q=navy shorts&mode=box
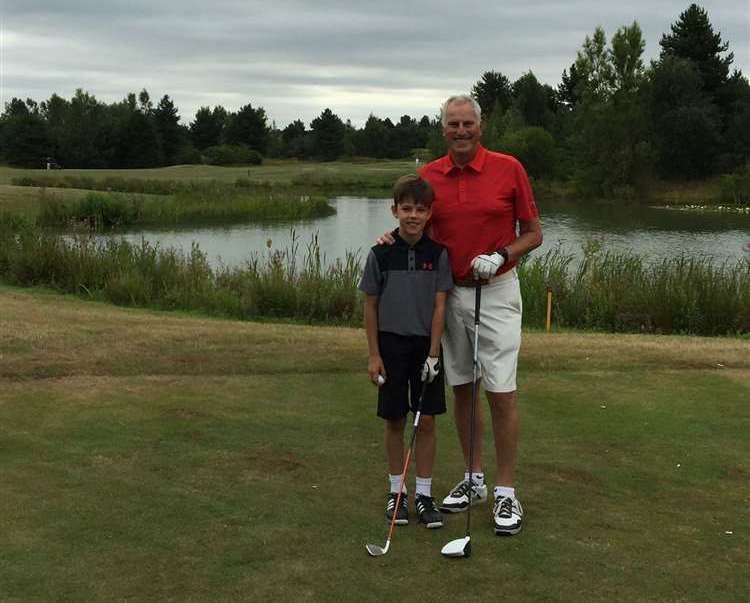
[377,332,446,420]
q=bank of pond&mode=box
[0,218,747,336]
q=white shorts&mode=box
[442,269,522,393]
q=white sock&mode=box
[415,476,432,497]
[494,486,515,499]
[464,471,484,486]
[389,474,406,494]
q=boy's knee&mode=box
[385,417,407,433]
[417,415,435,434]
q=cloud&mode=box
[2,1,748,126]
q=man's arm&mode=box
[505,217,543,263]
[364,294,385,384]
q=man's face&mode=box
[391,198,431,239]
[443,101,481,159]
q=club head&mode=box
[441,536,471,558]
[365,542,389,557]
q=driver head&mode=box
[441,536,471,558]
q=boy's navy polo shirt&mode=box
[358,229,453,337]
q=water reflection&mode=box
[104,197,750,269]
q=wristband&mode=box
[496,248,509,262]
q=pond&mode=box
[104,197,750,268]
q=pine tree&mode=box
[659,4,733,97]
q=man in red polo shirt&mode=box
[383,94,542,535]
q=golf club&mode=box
[365,377,429,557]
[441,281,481,559]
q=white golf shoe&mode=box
[439,479,488,513]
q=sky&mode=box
[1,1,748,128]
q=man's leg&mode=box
[439,382,488,512]
[487,390,518,486]
[453,383,483,473]
[488,389,524,535]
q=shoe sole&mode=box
[494,524,522,536]
[387,517,409,525]
[439,497,487,513]
[422,521,443,529]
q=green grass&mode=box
[0,160,416,188]
[0,285,747,601]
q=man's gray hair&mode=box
[440,95,482,126]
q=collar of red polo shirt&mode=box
[438,144,488,175]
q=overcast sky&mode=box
[1,1,748,128]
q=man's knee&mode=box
[487,390,517,411]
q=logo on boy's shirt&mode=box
[421,261,433,271]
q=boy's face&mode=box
[391,197,431,239]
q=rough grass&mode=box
[1,285,748,601]
[0,160,416,188]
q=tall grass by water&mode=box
[1,218,747,334]
[34,188,334,228]
[521,243,750,335]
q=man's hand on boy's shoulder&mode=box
[376,230,396,246]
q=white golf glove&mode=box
[421,356,440,383]
[471,252,505,280]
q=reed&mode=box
[35,189,334,228]
[1,221,746,335]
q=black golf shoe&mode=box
[415,494,443,529]
[386,492,409,525]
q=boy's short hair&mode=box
[392,174,434,207]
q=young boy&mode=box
[358,175,453,528]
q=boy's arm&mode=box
[429,291,447,358]
[364,294,385,384]
[421,290,446,383]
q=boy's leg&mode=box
[384,417,409,525]
[411,336,446,529]
[414,414,435,479]
[384,417,407,477]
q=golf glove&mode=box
[471,252,505,280]
[421,356,440,383]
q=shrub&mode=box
[496,127,557,180]
[202,145,263,166]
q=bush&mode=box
[719,164,750,204]
[496,127,557,179]
[202,145,263,166]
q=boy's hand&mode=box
[421,356,440,383]
[368,355,386,386]
[471,252,505,280]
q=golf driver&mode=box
[441,281,481,559]
[365,377,429,557]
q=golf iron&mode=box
[441,281,482,559]
[365,378,429,557]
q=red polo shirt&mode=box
[419,145,539,281]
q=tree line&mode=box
[1,4,748,196]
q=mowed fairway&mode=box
[1,285,747,601]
